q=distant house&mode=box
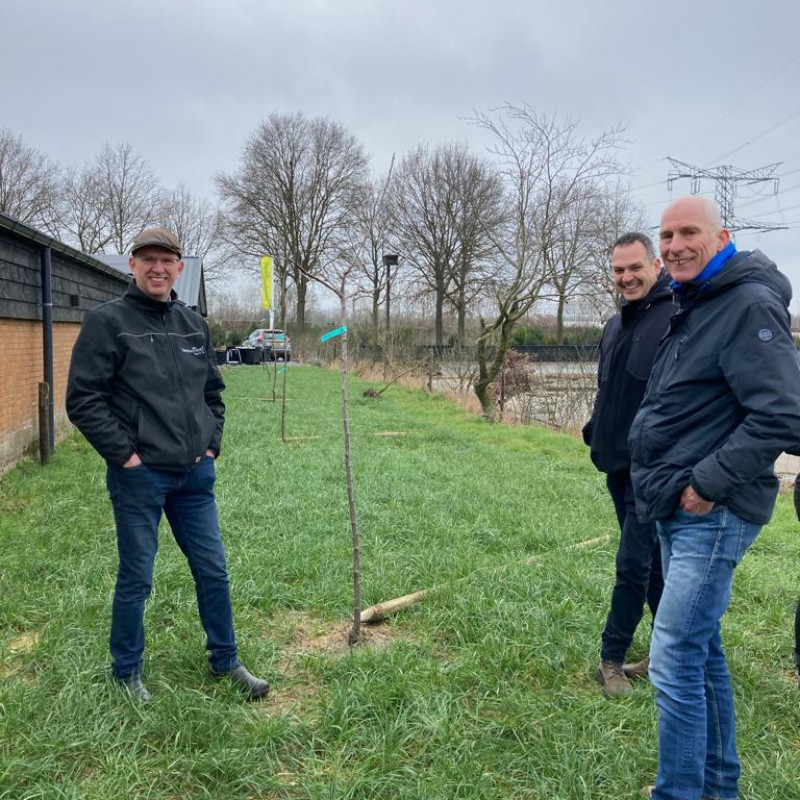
[0,213,128,473]
[93,254,208,315]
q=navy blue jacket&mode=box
[67,282,225,472]
[583,272,673,474]
[629,250,800,524]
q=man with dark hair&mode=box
[67,227,270,702]
[631,196,800,799]
[584,231,673,698]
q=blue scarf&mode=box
[670,241,737,294]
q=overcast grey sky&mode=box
[4,0,799,310]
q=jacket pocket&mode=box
[625,330,665,381]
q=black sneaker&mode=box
[213,665,271,700]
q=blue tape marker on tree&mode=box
[320,325,347,343]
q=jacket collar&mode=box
[124,279,178,311]
[671,241,738,297]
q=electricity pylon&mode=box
[667,158,786,233]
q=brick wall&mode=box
[0,319,80,473]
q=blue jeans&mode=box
[106,457,239,679]
[601,470,663,663]
[650,507,760,800]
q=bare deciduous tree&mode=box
[157,183,225,281]
[60,165,113,253]
[0,129,61,235]
[469,104,627,419]
[445,155,505,344]
[60,143,161,254]
[393,143,500,347]
[216,112,369,331]
[95,143,162,253]
[352,173,397,341]
[543,180,607,341]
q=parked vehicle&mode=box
[241,329,292,361]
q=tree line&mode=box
[1,106,646,415]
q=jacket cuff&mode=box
[109,448,136,467]
[689,474,716,503]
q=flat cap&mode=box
[131,227,182,258]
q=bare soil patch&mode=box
[261,612,415,717]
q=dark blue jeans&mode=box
[601,470,664,663]
[105,457,239,679]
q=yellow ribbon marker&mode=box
[260,256,274,310]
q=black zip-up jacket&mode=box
[629,250,800,524]
[583,272,673,474]
[67,282,225,472]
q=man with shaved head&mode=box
[629,196,800,799]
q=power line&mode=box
[749,200,800,220]
[707,106,800,165]
[682,51,800,158]
[627,51,800,174]
[737,179,800,210]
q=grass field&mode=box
[1,364,798,800]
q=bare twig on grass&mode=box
[360,534,610,623]
[364,366,419,398]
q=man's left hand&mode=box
[680,485,715,516]
[205,450,215,459]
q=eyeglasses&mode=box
[136,255,181,266]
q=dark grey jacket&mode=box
[583,272,674,474]
[629,250,800,524]
[67,282,225,472]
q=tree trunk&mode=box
[295,275,308,332]
[556,294,566,343]
[372,287,380,342]
[435,291,445,347]
[338,293,362,645]
[474,334,494,419]
[456,297,466,346]
[473,317,516,420]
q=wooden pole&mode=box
[38,382,51,465]
[359,534,610,623]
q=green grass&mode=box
[1,364,798,799]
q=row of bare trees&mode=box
[214,108,643,355]
[0,131,224,277]
[2,109,645,413]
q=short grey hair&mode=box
[611,232,656,262]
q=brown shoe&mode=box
[596,659,633,699]
[622,655,650,680]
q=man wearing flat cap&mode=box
[67,227,270,702]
